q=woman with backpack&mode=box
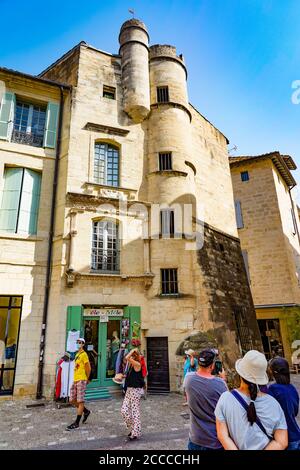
[121,348,145,441]
[268,357,300,450]
[215,350,288,450]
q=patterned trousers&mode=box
[121,387,143,437]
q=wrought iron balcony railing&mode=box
[91,249,120,273]
[11,129,44,148]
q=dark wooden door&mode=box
[147,337,170,393]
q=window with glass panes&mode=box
[92,220,119,272]
[159,152,172,171]
[161,268,178,295]
[0,167,41,235]
[13,101,46,147]
[241,171,249,182]
[94,143,119,187]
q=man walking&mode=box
[184,348,227,450]
[66,338,91,430]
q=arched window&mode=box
[91,220,119,272]
[94,143,119,187]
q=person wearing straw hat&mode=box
[215,350,288,450]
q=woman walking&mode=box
[268,357,300,450]
[121,348,145,441]
[215,350,288,450]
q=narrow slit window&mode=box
[160,209,175,237]
[157,86,169,103]
[103,86,116,100]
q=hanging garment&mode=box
[60,360,75,398]
[66,330,80,353]
[115,348,128,375]
[55,359,63,399]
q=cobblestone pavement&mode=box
[1,376,300,450]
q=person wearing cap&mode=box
[182,349,199,405]
[215,350,288,450]
[184,348,227,450]
[268,357,300,450]
[66,338,91,431]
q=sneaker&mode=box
[66,422,79,431]
[82,410,91,424]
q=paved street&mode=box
[1,376,300,450]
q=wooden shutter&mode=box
[17,169,41,235]
[0,92,15,140]
[43,102,59,149]
[66,306,83,349]
[242,250,250,285]
[235,200,244,229]
[0,167,23,232]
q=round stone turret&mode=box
[119,19,151,123]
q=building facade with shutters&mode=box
[0,68,70,396]
[0,19,262,399]
[230,152,300,366]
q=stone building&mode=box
[0,19,261,399]
[0,67,70,396]
[230,152,300,365]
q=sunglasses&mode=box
[77,341,84,344]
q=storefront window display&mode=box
[0,296,22,395]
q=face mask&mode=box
[76,343,81,351]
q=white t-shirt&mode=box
[60,361,75,398]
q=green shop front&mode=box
[66,305,141,399]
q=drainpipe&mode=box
[36,86,65,399]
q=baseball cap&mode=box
[77,337,85,344]
[198,349,216,367]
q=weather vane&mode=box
[128,8,135,18]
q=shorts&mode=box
[70,380,87,403]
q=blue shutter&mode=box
[43,102,59,149]
[235,200,244,229]
[0,168,23,232]
[18,169,41,235]
[0,92,16,140]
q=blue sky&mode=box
[0,0,299,186]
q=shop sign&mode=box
[84,308,124,318]
[99,313,108,323]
